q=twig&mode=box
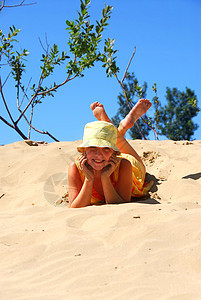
[0,77,32,140]
[28,103,34,139]
[1,0,36,10]
[45,131,59,142]
[37,54,78,96]
[15,53,77,124]
[122,46,136,84]
[17,103,59,141]
[17,80,20,109]
[0,77,15,124]
[37,74,79,96]
[0,193,6,199]
[115,47,159,140]
[2,72,12,88]
[38,33,50,55]
[115,47,137,110]
[141,116,159,140]
[114,47,147,139]
[135,120,146,140]
[116,72,147,139]
[0,0,6,10]
[15,92,37,124]
[20,77,32,108]
[115,74,132,110]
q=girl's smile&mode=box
[85,147,114,170]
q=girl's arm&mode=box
[68,162,93,208]
[101,158,133,204]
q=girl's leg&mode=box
[90,99,151,163]
[118,99,151,137]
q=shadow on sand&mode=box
[131,172,161,205]
[182,172,201,180]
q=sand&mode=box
[0,139,201,300]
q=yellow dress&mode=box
[75,153,153,205]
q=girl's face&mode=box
[85,147,114,170]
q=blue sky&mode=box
[1,0,201,144]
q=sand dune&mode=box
[0,140,201,299]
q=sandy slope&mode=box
[0,140,201,300]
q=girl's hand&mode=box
[101,154,121,179]
[79,154,94,182]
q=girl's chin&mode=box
[92,164,105,170]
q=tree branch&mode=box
[0,115,14,129]
[0,77,15,124]
[115,74,132,110]
[15,91,37,124]
[28,104,34,139]
[115,47,137,110]
[122,46,136,84]
[141,116,159,140]
[0,115,28,139]
[17,98,59,141]
[115,47,160,140]
[19,77,32,108]
[0,0,36,11]
[0,0,5,11]
[15,52,78,125]
[1,72,12,88]
[115,47,147,139]
[37,53,78,96]
[38,34,50,55]
[37,73,79,96]
[135,120,146,140]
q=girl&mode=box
[68,99,153,208]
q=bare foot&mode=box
[90,102,111,123]
[118,99,152,136]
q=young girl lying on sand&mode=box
[68,99,153,208]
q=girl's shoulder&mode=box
[68,161,79,177]
[119,157,132,171]
[70,156,85,183]
[119,153,145,171]
[112,157,132,183]
[68,160,77,171]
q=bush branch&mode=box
[122,46,136,84]
[0,0,36,11]
[0,77,15,124]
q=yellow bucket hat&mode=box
[77,121,120,154]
